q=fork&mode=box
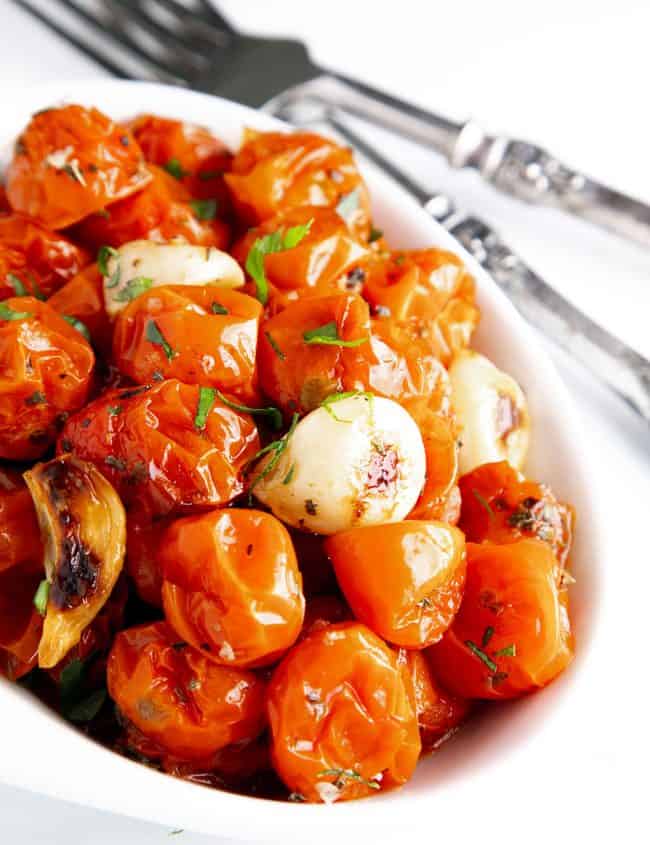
[13,0,650,247]
[274,99,650,425]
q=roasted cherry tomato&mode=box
[7,104,150,229]
[72,165,229,250]
[112,286,262,401]
[0,564,42,669]
[408,408,460,523]
[0,213,90,300]
[59,378,259,516]
[232,206,370,299]
[0,296,95,460]
[0,467,42,573]
[125,508,172,607]
[225,130,371,240]
[458,461,574,571]
[128,113,233,206]
[326,521,466,648]
[107,621,266,761]
[48,264,112,355]
[267,622,421,803]
[397,649,470,749]
[159,509,304,668]
[427,539,574,699]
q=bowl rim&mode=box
[0,78,606,842]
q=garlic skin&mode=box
[449,350,530,475]
[103,240,244,317]
[253,395,426,535]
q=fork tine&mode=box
[195,0,237,34]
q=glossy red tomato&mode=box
[7,104,150,229]
[0,213,90,300]
[0,467,42,574]
[225,130,371,240]
[125,508,172,607]
[47,265,112,355]
[0,296,95,460]
[72,165,229,250]
[326,521,466,648]
[427,540,574,699]
[107,621,267,761]
[267,622,421,802]
[458,461,574,571]
[58,378,259,516]
[159,509,304,668]
[112,286,262,401]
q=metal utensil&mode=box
[13,0,650,247]
[276,100,650,424]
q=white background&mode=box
[1,0,649,842]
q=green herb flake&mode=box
[472,489,495,523]
[265,331,285,360]
[97,245,118,277]
[481,626,495,647]
[303,321,367,348]
[163,158,187,180]
[62,315,91,342]
[194,386,216,431]
[368,225,383,243]
[215,389,283,431]
[247,413,299,500]
[282,463,295,485]
[317,768,380,791]
[189,198,218,220]
[107,405,123,417]
[33,579,49,615]
[25,390,47,406]
[465,640,498,672]
[335,188,361,221]
[113,276,153,303]
[105,455,127,472]
[494,643,516,658]
[6,273,28,296]
[145,319,176,361]
[246,219,313,305]
[66,688,107,722]
[211,301,229,315]
[394,254,406,266]
[321,391,374,423]
[0,302,32,321]
[151,369,165,382]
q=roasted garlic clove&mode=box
[23,455,126,669]
[102,240,244,317]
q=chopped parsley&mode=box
[265,331,285,360]
[33,579,49,615]
[481,626,495,647]
[214,389,282,430]
[189,198,218,220]
[113,276,153,302]
[303,321,367,348]
[145,319,176,361]
[25,390,46,406]
[210,301,229,315]
[368,225,383,243]
[59,658,106,722]
[472,489,495,522]
[465,640,498,672]
[105,455,127,472]
[62,315,91,342]
[0,302,32,321]
[98,245,120,288]
[247,413,299,500]
[194,386,216,431]
[107,405,122,416]
[335,188,361,222]
[245,219,313,305]
[163,158,187,180]
[282,463,295,484]
[321,391,374,423]
[494,643,516,658]
[317,768,380,791]
[6,273,27,296]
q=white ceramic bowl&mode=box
[0,81,603,842]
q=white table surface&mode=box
[1,1,649,842]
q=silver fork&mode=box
[275,99,650,425]
[13,0,650,247]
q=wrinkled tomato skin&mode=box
[48,265,112,355]
[225,130,371,240]
[267,622,421,802]
[107,621,267,761]
[0,213,90,300]
[128,114,233,207]
[0,296,95,460]
[113,286,262,401]
[427,539,574,700]
[72,165,229,250]
[0,564,42,669]
[7,104,150,229]
[397,649,470,749]
[125,509,172,606]
[58,378,259,517]
[232,206,370,299]
[458,461,574,572]
[326,521,466,649]
[159,509,304,668]
[0,467,43,574]
[408,408,460,523]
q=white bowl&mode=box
[0,80,603,842]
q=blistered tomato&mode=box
[107,621,266,761]
[7,104,150,229]
[58,379,259,516]
[48,264,112,354]
[225,130,371,240]
[72,165,229,250]
[0,467,42,573]
[458,461,574,571]
[0,296,94,460]
[427,539,574,699]
[0,213,90,300]
[159,509,304,668]
[326,521,466,648]
[112,286,262,401]
[267,622,421,803]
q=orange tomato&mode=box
[0,467,43,574]
[7,104,150,229]
[48,265,112,355]
[326,521,466,648]
[408,409,460,523]
[225,130,371,240]
[58,379,259,516]
[72,165,229,250]
[159,509,304,668]
[267,622,421,802]
[426,539,574,699]
[0,296,95,460]
[125,509,172,607]
[458,461,574,572]
[107,621,266,761]
[397,650,470,749]
[112,286,262,401]
[0,213,90,300]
